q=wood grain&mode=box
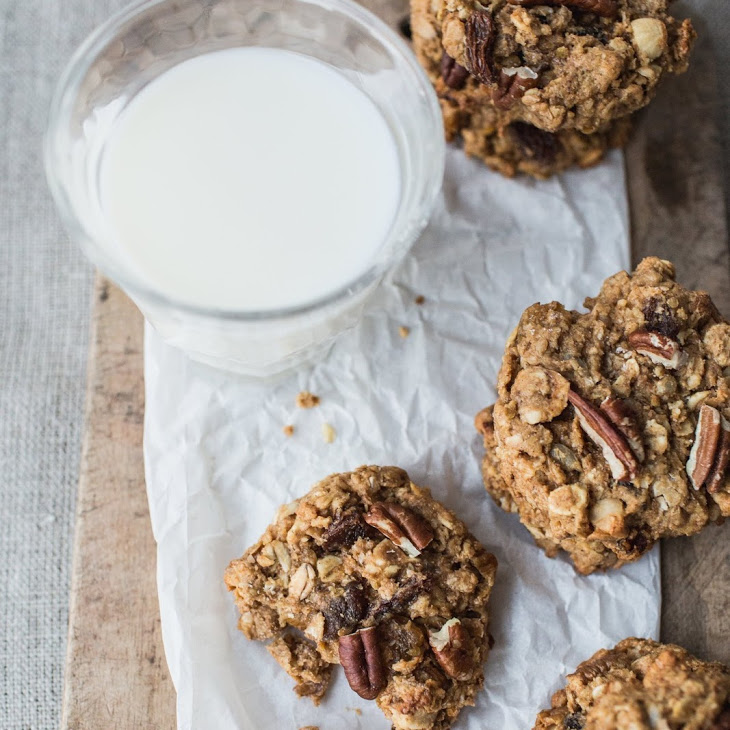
[626,20,730,664]
[60,275,175,730]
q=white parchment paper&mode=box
[144,145,660,730]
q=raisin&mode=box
[564,713,585,730]
[321,511,373,551]
[374,575,431,619]
[323,582,369,639]
[510,122,561,165]
[465,10,496,85]
[642,297,680,340]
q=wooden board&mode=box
[60,277,175,730]
[626,28,730,664]
[61,22,729,730]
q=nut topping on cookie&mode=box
[631,18,668,62]
[600,397,645,462]
[508,0,618,18]
[687,404,721,490]
[568,390,639,481]
[628,329,682,369]
[440,52,469,90]
[706,419,730,494]
[364,502,434,557]
[428,619,476,681]
[512,367,570,425]
[338,626,386,700]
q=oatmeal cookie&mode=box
[476,258,730,574]
[415,0,694,134]
[412,0,632,177]
[534,638,730,729]
[224,465,497,730]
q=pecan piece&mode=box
[364,502,434,557]
[465,10,496,85]
[428,619,476,681]
[568,389,639,481]
[338,626,386,700]
[492,67,538,110]
[705,417,730,494]
[441,52,470,90]
[627,329,682,369]
[508,0,618,18]
[686,404,721,490]
[600,397,645,462]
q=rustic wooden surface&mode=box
[626,25,730,665]
[62,19,730,729]
[60,276,175,730]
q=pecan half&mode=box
[600,397,645,462]
[706,417,730,494]
[568,389,639,481]
[364,502,434,557]
[441,52,470,90]
[428,619,476,681]
[465,10,496,85]
[686,404,721,490]
[627,329,682,369]
[492,67,538,110]
[508,0,618,18]
[338,626,386,700]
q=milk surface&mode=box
[99,48,401,312]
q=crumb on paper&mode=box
[347,708,362,716]
[322,423,336,444]
[282,425,294,437]
[296,391,320,408]
[415,295,425,305]
[399,326,410,338]
[298,726,320,730]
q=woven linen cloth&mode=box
[0,1,727,729]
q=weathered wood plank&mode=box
[61,275,175,730]
[626,19,730,664]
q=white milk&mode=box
[99,47,401,312]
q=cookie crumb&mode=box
[321,423,336,444]
[282,425,294,437]
[296,391,320,408]
[399,326,410,338]
[299,726,320,730]
[415,295,425,305]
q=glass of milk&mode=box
[45,0,444,377]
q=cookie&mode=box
[412,0,632,177]
[476,258,730,574]
[224,465,498,730]
[534,638,730,729]
[416,0,694,134]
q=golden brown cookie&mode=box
[224,465,497,730]
[429,0,695,134]
[411,0,632,177]
[477,258,730,574]
[534,638,730,730]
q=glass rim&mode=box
[44,0,445,322]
